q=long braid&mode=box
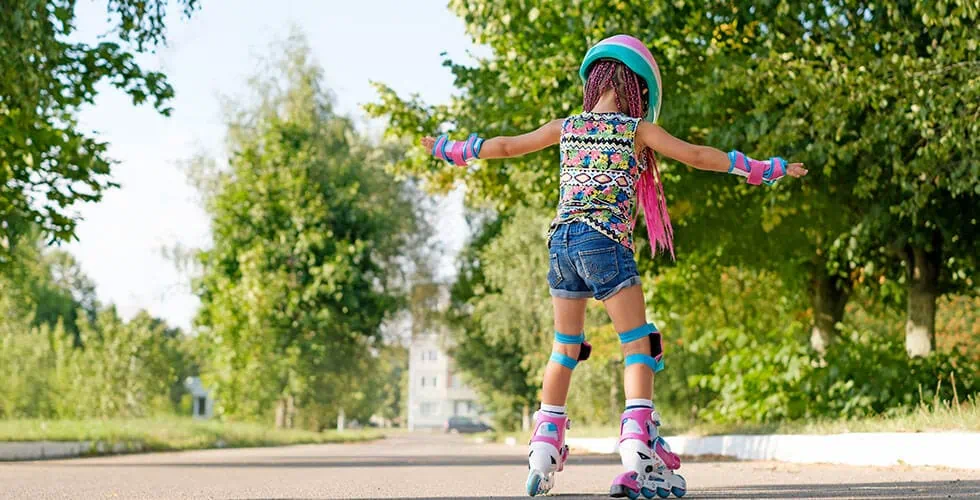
[583,60,617,111]
[583,60,675,258]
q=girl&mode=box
[422,34,806,499]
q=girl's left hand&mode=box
[420,136,435,152]
[786,162,808,178]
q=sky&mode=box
[66,0,481,330]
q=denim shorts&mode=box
[547,222,641,301]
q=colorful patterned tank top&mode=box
[547,112,646,251]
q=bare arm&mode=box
[636,121,807,176]
[421,119,564,160]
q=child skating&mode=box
[422,34,807,499]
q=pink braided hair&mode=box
[583,60,674,259]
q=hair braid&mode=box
[581,59,675,257]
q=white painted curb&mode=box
[0,441,144,461]
[567,432,980,470]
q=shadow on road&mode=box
[300,479,978,499]
[54,454,621,469]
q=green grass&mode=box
[488,397,980,443]
[0,417,383,453]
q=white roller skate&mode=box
[526,411,570,496]
[609,408,686,499]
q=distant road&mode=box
[2,433,978,499]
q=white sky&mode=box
[64,0,480,330]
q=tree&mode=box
[191,32,425,427]
[0,306,183,419]
[0,0,200,262]
[443,213,536,429]
[368,0,978,358]
[365,1,863,356]
[740,1,980,356]
[0,230,98,342]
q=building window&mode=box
[420,402,438,416]
[428,350,438,361]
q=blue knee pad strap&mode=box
[625,353,664,373]
[555,331,586,344]
[550,352,579,370]
[619,323,665,372]
[618,323,657,343]
[553,330,592,363]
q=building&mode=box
[406,332,483,430]
[183,377,214,419]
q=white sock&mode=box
[540,403,567,416]
[625,398,653,410]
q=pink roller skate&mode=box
[609,408,686,499]
[526,411,571,496]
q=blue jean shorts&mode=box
[547,222,641,301]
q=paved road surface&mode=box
[2,433,978,499]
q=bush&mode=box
[0,307,188,419]
[694,328,979,423]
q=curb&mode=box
[566,432,980,470]
[0,441,144,461]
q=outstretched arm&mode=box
[636,121,807,181]
[422,119,563,162]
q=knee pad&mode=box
[550,331,592,370]
[618,323,665,373]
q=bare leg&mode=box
[541,297,588,405]
[602,285,653,399]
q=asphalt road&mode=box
[1,433,978,499]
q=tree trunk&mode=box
[337,408,346,431]
[809,268,851,354]
[905,238,941,358]
[275,397,287,429]
[285,394,295,429]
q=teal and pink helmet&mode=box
[579,34,663,123]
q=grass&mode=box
[487,396,980,443]
[0,417,383,453]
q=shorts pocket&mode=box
[547,253,563,288]
[577,246,619,286]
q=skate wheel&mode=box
[655,487,670,498]
[609,484,640,499]
[640,487,656,499]
[671,487,686,498]
[526,471,542,497]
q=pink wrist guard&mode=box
[432,133,484,166]
[728,151,787,185]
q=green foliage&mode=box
[646,253,810,417]
[191,33,424,428]
[0,0,200,260]
[367,0,979,428]
[377,343,409,425]
[0,307,190,419]
[0,234,99,343]
[445,211,538,429]
[697,329,978,423]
